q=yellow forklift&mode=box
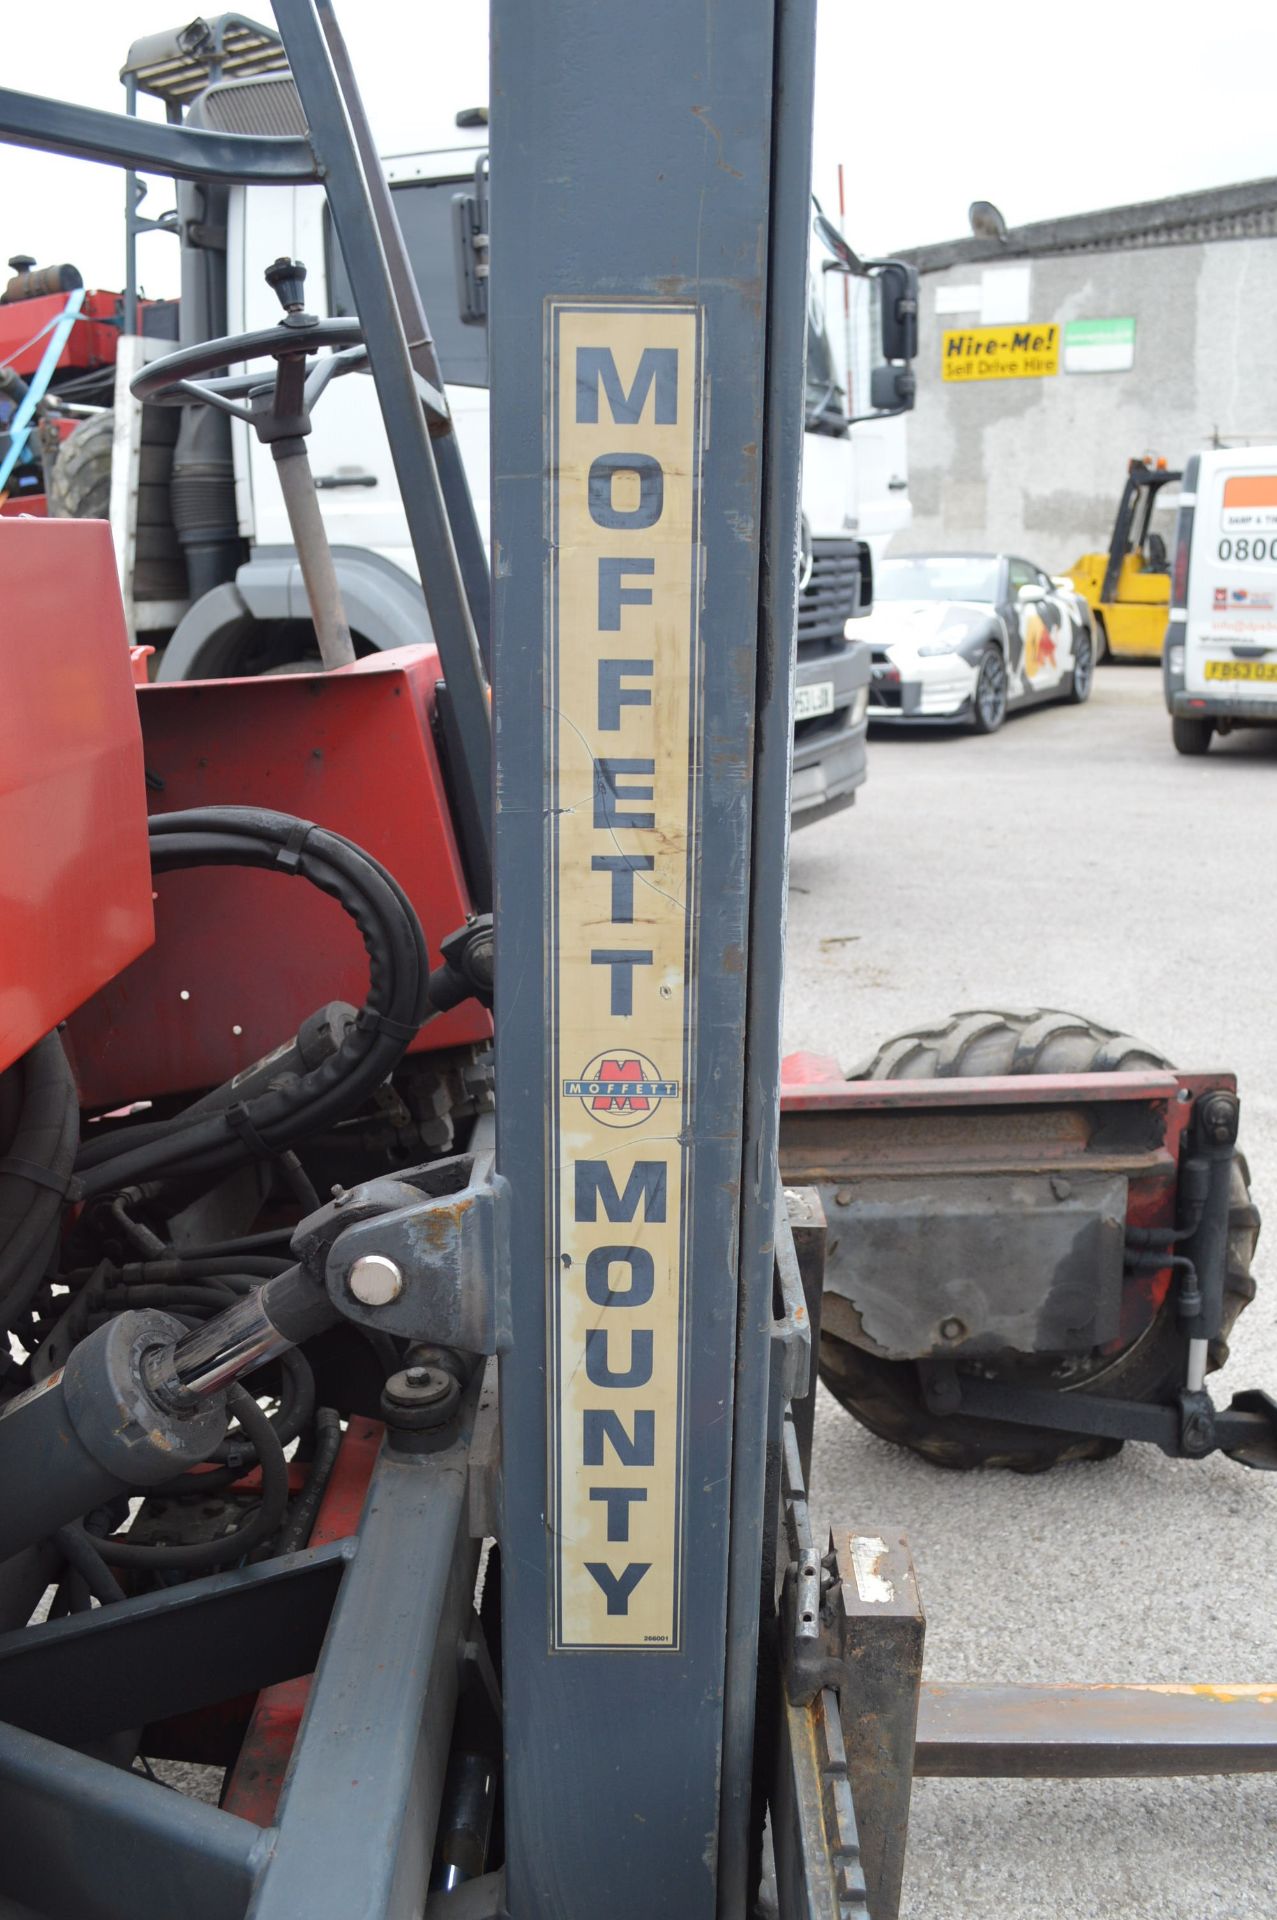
[1067,456,1182,660]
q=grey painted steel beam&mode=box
[490,0,814,1912]
[0,1719,270,1920]
[269,0,493,868]
[313,0,493,673]
[0,87,317,182]
[0,1543,348,1750]
[719,0,819,1898]
[916,1682,1277,1778]
[247,1409,480,1918]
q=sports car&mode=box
[864,552,1094,732]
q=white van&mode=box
[1164,446,1277,754]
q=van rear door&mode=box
[1186,451,1277,704]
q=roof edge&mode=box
[898,175,1277,273]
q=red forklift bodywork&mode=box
[0,519,154,1073]
[66,647,491,1107]
[777,1057,1237,1353]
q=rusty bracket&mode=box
[779,1405,925,1920]
[292,1151,511,1354]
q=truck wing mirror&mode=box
[453,154,490,327]
[877,261,919,363]
[870,363,916,414]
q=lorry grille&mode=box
[798,538,868,649]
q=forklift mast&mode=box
[1100,457,1183,603]
[489,3,814,1911]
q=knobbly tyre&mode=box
[0,8,1275,1920]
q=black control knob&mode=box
[265,256,308,314]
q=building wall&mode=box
[902,238,1277,572]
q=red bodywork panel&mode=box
[0,520,154,1074]
[67,647,490,1107]
[0,288,122,378]
[778,1058,1233,1344]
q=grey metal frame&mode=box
[488,2,817,1914]
[0,1400,479,1920]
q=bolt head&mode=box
[347,1253,404,1307]
[940,1317,966,1342]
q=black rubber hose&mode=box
[275,1407,342,1555]
[0,1086,79,1334]
[170,1228,296,1258]
[96,1385,289,1570]
[0,1035,78,1331]
[76,809,429,1194]
[53,1523,126,1606]
[0,1035,77,1248]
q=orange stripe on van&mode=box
[1223,474,1277,508]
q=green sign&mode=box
[1063,317,1135,373]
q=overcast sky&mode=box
[1,0,1273,297]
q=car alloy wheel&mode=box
[972,647,1007,733]
[1069,630,1094,703]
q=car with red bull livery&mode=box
[864,551,1094,733]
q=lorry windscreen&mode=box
[326,177,488,389]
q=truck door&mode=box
[237,173,491,586]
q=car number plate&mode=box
[1204,660,1277,681]
[795,680,835,720]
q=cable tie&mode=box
[273,818,316,874]
[224,1103,276,1160]
[354,1007,420,1045]
[0,1155,80,1201]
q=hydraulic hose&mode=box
[76,808,430,1195]
[53,1523,126,1606]
[0,1034,79,1334]
[95,1384,289,1571]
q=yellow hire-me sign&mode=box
[942,323,1059,382]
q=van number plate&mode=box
[795,681,835,720]
[1204,660,1277,681]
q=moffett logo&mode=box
[563,1051,679,1128]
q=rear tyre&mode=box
[971,646,1007,734]
[820,1008,1260,1470]
[1066,626,1093,703]
[1172,715,1213,756]
[48,409,114,522]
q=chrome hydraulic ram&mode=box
[0,1266,336,1563]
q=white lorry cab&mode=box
[67,30,919,821]
[1164,446,1277,755]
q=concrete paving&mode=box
[787,665,1277,1919]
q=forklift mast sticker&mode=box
[546,301,702,1651]
[942,323,1059,381]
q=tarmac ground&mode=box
[788,664,1277,1920]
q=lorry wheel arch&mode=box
[157,549,431,680]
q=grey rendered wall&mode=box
[902,237,1277,570]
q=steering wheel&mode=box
[130,315,367,422]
